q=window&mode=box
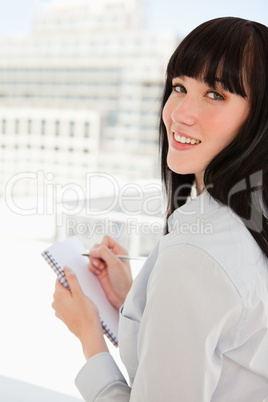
[27,119,31,134]
[41,120,46,135]
[84,122,90,138]
[55,120,60,136]
[69,121,74,137]
[15,119,19,134]
[2,119,6,134]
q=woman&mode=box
[52,17,268,401]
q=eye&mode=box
[172,83,187,94]
[207,91,224,101]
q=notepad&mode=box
[41,236,119,347]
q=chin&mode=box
[167,156,192,175]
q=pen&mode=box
[81,254,146,261]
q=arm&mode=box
[52,268,132,401]
[75,244,242,401]
[54,243,242,401]
[129,244,242,400]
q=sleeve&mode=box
[75,352,131,401]
[75,244,242,401]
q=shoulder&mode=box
[151,243,232,290]
[147,244,243,335]
[161,192,268,299]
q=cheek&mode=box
[222,103,249,142]
[162,99,172,126]
[210,107,249,149]
[162,104,168,126]
[221,118,245,145]
[208,126,238,156]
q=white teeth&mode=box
[174,133,201,145]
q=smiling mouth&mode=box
[173,132,201,145]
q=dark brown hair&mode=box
[159,17,268,257]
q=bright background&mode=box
[0,0,267,400]
[0,0,267,37]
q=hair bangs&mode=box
[167,18,250,98]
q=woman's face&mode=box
[162,76,250,186]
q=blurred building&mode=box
[0,0,178,195]
[0,0,178,253]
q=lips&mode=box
[170,131,201,151]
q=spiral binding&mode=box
[42,250,118,347]
[101,321,118,347]
[42,251,70,290]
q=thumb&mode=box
[64,267,81,294]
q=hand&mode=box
[88,235,133,310]
[52,267,108,360]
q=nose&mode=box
[171,95,197,126]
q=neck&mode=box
[195,172,205,195]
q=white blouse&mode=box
[75,192,268,401]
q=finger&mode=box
[90,245,121,268]
[64,267,82,294]
[89,243,100,254]
[87,243,101,262]
[88,262,102,276]
[102,235,128,256]
[53,280,69,307]
[54,279,67,293]
[89,256,102,267]
[51,303,63,320]
[102,235,120,251]
[91,243,100,250]
[51,300,58,311]
[88,243,106,269]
